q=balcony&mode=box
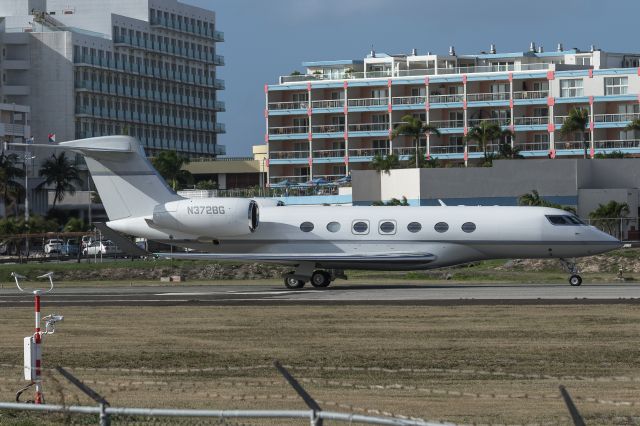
[430,119,464,129]
[554,141,588,150]
[269,175,308,185]
[268,101,309,111]
[2,85,29,96]
[513,90,548,100]
[312,124,345,133]
[593,113,640,124]
[430,145,465,154]
[150,16,222,40]
[593,139,640,150]
[270,150,308,159]
[347,97,388,108]
[268,126,308,135]
[0,123,26,137]
[466,92,510,102]
[391,147,415,156]
[348,123,388,132]
[348,148,388,157]
[515,142,549,151]
[429,94,464,104]
[311,99,344,109]
[392,96,426,106]
[2,60,29,70]
[467,117,510,127]
[513,116,548,126]
[313,149,345,158]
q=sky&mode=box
[184,0,640,156]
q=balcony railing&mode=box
[593,113,640,123]
[555,141,588,150]
[313,149,345,158]
[348,148,388,157]
[430,145,465,154]
[268,101,308,110]
[513,116,548,126]
[347,97,388,107]
[466,92,510,102]
[594,139,640,149]
[429,94,464,104]
[348,123,389,132]
[430,119,464,129]
[467,117,510,127]
[392,96,426,105]
[278,63,554,84]
[312,124,345,133]
[513,90,548,100]
[515,142,549,151]
[311,99,344,109]
[268,126,307,135]
[270,150,308,159]
[391,147,415,156]
[269,175,309,184]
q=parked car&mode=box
[81,235,95,249]
[44,239,64,254]
[82,240,122,256]
[61,239,80,256]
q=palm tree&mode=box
[465,121,508,164]
[589,200,630,238]
[624,118,640,132]
[392,114,440,168]
[151,150,194,190]
[518,190,576,213]
[38,152,82,209]
[0,152,25,216]
[370,153,400,174]
[560,107,590,159]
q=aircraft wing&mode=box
[155,251,436,264]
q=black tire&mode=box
[310,270,331,288]
[284,276,305,289]
[569,275,582,286]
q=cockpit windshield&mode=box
[546,215,587,226]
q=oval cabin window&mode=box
[300,222,314,232]
[379,221,396,234]
[434,222,449,233]
[352,221,369,234]
[461,222,476,233]
[407,222,422,233]
[326,222,340,232]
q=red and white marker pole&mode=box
[33,290,43,404]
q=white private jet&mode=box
[37,136,623,288]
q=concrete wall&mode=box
[351,170,381,204]
[577,188,638,218]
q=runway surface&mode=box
[0,282,639,306]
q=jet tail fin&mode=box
[60,136,181,221]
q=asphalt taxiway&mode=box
[0,282,639,306]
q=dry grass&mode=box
[0,305,639,425]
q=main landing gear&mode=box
[283,267,346,289]
[559,258,582,286]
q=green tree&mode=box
[594,150,627,159]
[0,152,25,216]
[372,196,409,206]
[559,107,590,159]
[465,121,510,165]
[38,152,81,209]
[195,179,218,190]
[64,217,87,232]
[370,153,400,174]
[151,151,194,191]
[589,200,630,238]
[518,190,576,214]
[407,149,442,168]
[392,114,440,168]
[624,118,640,132]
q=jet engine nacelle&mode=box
[152,198,259,238]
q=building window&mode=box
[461,222,476,233]
[604,77,628,96]
[559,79,584,98]
[352,220,369,235]
[378,220,396,235]
[407,222,422,233]
[326,222,340,232]
[434,222,449,233]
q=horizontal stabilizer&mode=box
[93,223,149,256]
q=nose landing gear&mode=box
[560,258,582,286]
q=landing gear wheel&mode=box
[284,276,305,289]
[310,270,331,288]
[569,275,582,286]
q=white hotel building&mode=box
[265,44,640,185]
[0,0,225,158]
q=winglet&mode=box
[438,199,447,206]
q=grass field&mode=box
[1,304,639,425]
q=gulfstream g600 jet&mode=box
[52,136,620,288]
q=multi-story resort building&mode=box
[265,44,640,185]
[0,0,225,158]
